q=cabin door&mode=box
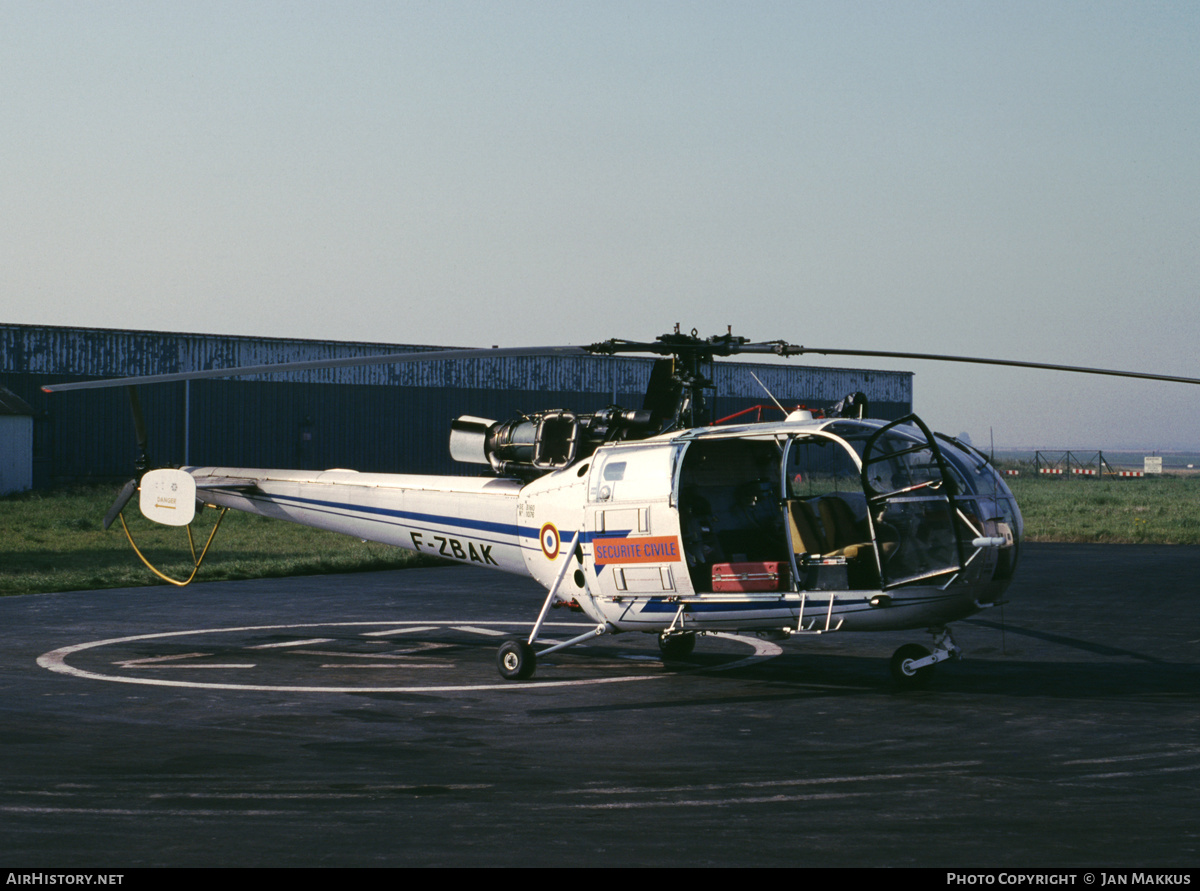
[860,415,966,590]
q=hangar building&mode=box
[1,324,913,487]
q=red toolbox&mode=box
[711,561,788,592]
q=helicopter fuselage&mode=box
[185,413,1022,639]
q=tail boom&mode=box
[183,467,530,576]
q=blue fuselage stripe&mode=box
[238,492,660,558]
[238,491,530,541]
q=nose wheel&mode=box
[890,644,934,688]
[890,627,961,689]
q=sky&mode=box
[2,1,1198,450]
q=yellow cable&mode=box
[118,508,228,587]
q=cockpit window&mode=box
[673,419,1022,596]
[783,433,879,588]
[859,420,966,589]
[787,436,860,498]
[862,435,946,497]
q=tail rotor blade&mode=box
[103,479,139,530]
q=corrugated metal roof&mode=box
[1,323,445,382]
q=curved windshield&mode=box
[673,419,1023,597]
[933,435,1023,581]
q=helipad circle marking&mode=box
[37,621,782,693]
[539,523,560,560]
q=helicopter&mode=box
[42,328,1200,686]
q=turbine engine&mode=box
[449,408,654,477]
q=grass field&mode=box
[0,485,443,597]
[3,476,1199,596]
[1005,473,1200,544]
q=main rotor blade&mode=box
[734,343,1200,387]
[41,345,591,393]
[41,332,1200,393]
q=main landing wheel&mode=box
[890,644,933,689]
[658,631,696,660]
[497,640,537,681]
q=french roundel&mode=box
[539,523,560,560]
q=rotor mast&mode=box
[587,325,751,431]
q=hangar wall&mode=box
[0,386,34,495]
[0,324,913,485]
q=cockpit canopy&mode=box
[676,415,1022,594]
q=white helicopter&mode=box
[43,329,1200,686]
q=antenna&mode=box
[749,371,787,417]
